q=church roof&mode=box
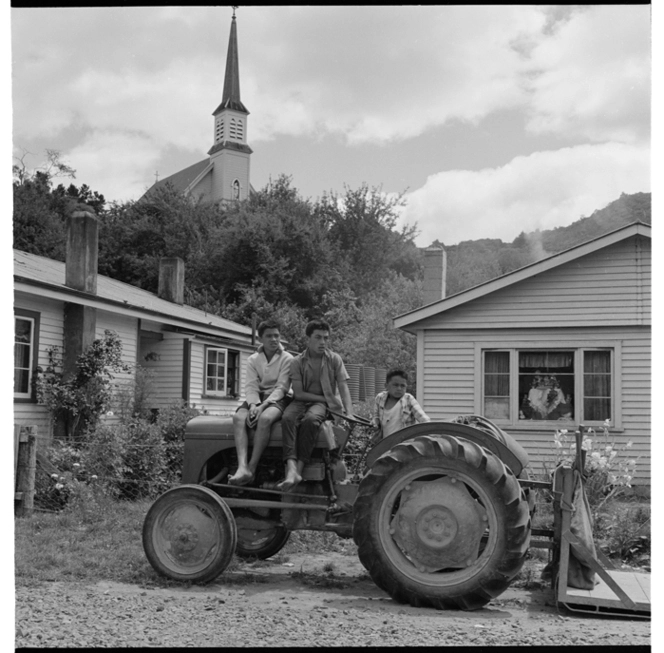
[213,15,248,115]
[144,159,211,197]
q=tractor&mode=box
[143,411,540,611]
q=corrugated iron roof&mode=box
[14,249,252,338]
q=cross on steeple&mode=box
[154,171,159,183]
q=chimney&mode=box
[66,210,99,293]
[423,245,447,305]
[158,257,185,305]
[63,209,99,379]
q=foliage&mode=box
[36,330,132,440]
[13,149,106,259]
[594,504,650,564]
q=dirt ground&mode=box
[15,551,651,648]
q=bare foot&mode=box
[228,467,254,486]
[276,470,302,492]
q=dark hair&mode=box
[386,369,408,383]
[257,319,281,337]
[305,319,331,337]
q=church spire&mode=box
[214,9,248,115]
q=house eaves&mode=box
[395,221,651,333]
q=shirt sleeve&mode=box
[244,355,261,406]
[408,394,430,423]
[265,352,293,404]
[333,354,350,383]
[372,392,382,428]
[289,355,303,389]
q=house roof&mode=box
[14,250,253,342]
[395,221,652,332]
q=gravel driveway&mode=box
[15,552,650,648]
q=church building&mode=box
[145,10,252,203]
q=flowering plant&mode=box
[552,419,637,516]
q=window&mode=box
[14,310,40,401]
[205,347,239,398]
[482,348,613,425]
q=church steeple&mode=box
[208,8,252,201]
[215,9,249,115]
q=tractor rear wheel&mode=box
[353,435,531,610]
[143,485,237,583]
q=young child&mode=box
[371,369,430,442]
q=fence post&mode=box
[15,426,37,517]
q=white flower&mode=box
[559,429,568,435]
[51,473,59,480]
[73,463,80,468]
[106,411,114,417]
[625,440,633,449]
[55,483,64,490]
[91,475,98,480]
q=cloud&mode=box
[401,142,651,246]
[67,131,161,202]
[524,5,650,143]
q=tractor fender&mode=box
[365,421,529,477]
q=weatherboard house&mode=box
[144,12,252,204]
[397,222,651,485]
[14,210,256,438]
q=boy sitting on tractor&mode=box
[228,319,293,486]
[277,319,354,491]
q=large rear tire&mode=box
[143,485,237,583]
[352,435,531,610]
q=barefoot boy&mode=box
[228,320,293,486]
[277,319,354,491]
[371,369,430,443]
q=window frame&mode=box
[475,341,621,429]
[203,345,240,399]
[14,308,40,403]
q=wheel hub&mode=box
[390,477,487,572]
[172,525,199,554]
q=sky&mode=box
[9,5,652,248]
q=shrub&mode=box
[35,440,96,510]
[36,330,131,440]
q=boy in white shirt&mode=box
[228,320,293,486]
[371,369,430,443]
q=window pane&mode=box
[519,350,574,421]
[206,378,215,391]
[485,397,510,420]
[14,368,29,394]
[584,351,611,374]
[584,374,611,397]
[583,351,611,421]
[484,352,510,420]
[15,319,32,342]
[15,343,30,368]
[584,398,611,422]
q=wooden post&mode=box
[15,426,37,517]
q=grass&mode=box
[14,496,359,589]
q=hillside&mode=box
[443,192,651,296]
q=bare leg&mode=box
[246,406,282,475]
[228,408,253,485]
[277,458,304,492]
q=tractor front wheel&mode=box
[352,435,531,610]
[143,485,237,583]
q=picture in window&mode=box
[519,351,573,421]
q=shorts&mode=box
[236,393,293,414]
